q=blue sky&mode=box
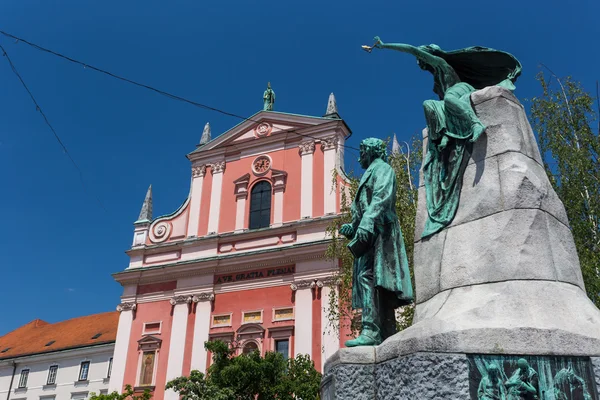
[0,0,598,335]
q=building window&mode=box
[275,339,290,360]
[78,361,90,381]
[142,322,162,335]
[47,365,58,385]
[211,313,232,328]
[242,310,263,324]
[272,307,294,321]
[139,352,155,386]
[242,341,259,354]
[107,358,113,378]
[249,181,272,229]
[18,369,29,388]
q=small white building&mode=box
[0,312,117,400]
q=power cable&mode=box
[0,30,362,156]
[0,42,107,212]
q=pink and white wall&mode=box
[110,103,353,400]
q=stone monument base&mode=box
[322,350,600,399]
[322,85,600,399]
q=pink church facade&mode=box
[109,95,352,400]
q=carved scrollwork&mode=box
[321,276,340,286]
[150,221,171,243]
[116,302,137,312]
[321,136,339,151]
[192,292,215,303]
[211,161,226,174]
[170,295,192,305]
[298,141,316,156]
[192,165,207,178]
[290,280,316,291]
[290,278,332,291]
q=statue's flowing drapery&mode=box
[419,46,522,237]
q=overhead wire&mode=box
[0,42,107,212]
[0,30,362,157]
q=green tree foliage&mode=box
[324,136,422,338]
[530,71,600,305]
[90,384,152,400]
[166,339,322,400]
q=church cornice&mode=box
[114,238,332,286]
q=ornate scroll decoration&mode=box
[150,221,172,243]
[192,164,206,178]
[192,292,215,303]
[116,302,137,312]
[290,279,319,291]
[211,161,226,174]
[321,276,340,286]
[170,295,192,305]
[254,122,273,138]
[290,278,336,292]
[321,136,339,151]
[298,140,316,156]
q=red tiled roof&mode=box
[0,311,119,360]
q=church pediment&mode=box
[187,111,344,160]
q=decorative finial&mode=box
[323,92,340,118]
[135,185,153,224]
[263,82,275,111]
[324,92,339,118]
[392,133,401,154]
[199,122,211,145]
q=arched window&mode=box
[242,341,259,354]
[249,181,272,230]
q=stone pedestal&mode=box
[323,86,600,399]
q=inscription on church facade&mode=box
[214,265,295,284]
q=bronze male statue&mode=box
[339,138,413,347]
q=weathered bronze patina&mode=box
[339,138,413,347]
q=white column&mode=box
[187,165,206,237]
[164,296,191,400]
[322,137,338,215]
[108,303,136,393]
[321,285,340,370]
[299,141,315,219]
[190,293,214,372]
[207,161,225,234]
[293,286,313,357]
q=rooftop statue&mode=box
[339,138,413,347]
[263,82,275,111]
[363,37,521,237]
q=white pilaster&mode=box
[164,296,191,400]
[321,285,340,370]
[299,141,315,219]
[187,165,206,237]
[271,169,287,227]
[293,288,313,357]
[190,293,214,372]
[207,161,225,234]
[108,303,136,393]
[235,197,246,232]
[272,189,284,227]
[322,137,338,215]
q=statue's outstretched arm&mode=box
[370,37,442,67]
